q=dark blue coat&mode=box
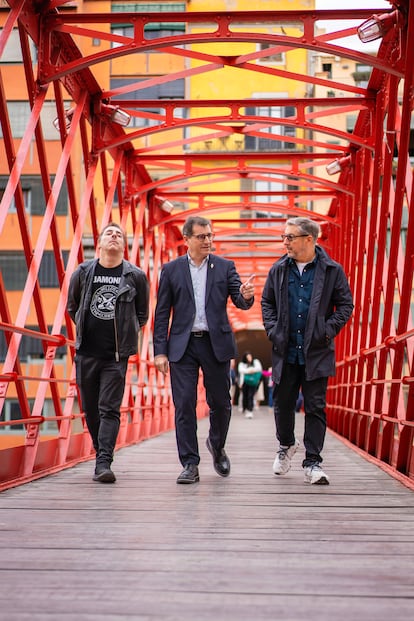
[261,246,354,383]
[153,254,254,363]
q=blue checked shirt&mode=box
[287,256,317,365]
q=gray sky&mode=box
[315,0,391,50]
[316,0,390,8]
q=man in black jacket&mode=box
[67,222,149,483]
[261,217,353,485]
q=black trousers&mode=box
[242,382,256,412]
[169,333,231,467]
[272,363,328,467]
[75,354,128,467]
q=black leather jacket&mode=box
[67,259,149,360]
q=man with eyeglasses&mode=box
[261,217,353,485]
[154,215,255,483]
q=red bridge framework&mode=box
[0,0,413,491]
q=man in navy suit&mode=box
[154,216,255,483]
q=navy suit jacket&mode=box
[153,254,254,363]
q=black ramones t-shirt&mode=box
[78,262,123,359]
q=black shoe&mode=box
[206,437,230,477]
[93,467,116,483]
[176,464,199,484]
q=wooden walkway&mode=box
[0,407,413,621]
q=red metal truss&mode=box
[0,0,413,490]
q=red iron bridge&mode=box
[0,2,413,618]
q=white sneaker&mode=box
[245,410,253,419]
[272,440,300,475]
[303,464,330,485]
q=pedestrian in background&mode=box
[262,367,273,409]
[261,217,353,485]
[230,359,239,407]
[153,216,255,484]
[67,222,150,483]
[238,352,262,418]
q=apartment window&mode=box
[245,105,296,151]
[0,252,27,290]
[111,24,185,48]
[0,401,28,430]
[111,78,185,101]
[38,250,69,287]
[255,179,285,204]
[253,180,285,226]
[112,3,185,13]
[111,24,133,46]
[0,175,68,215]
[0,28,37,63]
[110,78,185,128]
[239,179,287,227]
[352,64,372,88]
[111,2,186,47]
[258,43,285,64]
[346,116,357,133]
[0,186,31,213]
[0,250,69,290]
[0,101,70,140]
[322,63,332,78]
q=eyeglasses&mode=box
[281,234,309,242]
[191,233,214,241]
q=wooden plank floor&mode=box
[0,407,413,621]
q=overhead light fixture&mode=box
[100,103,131,127]
[357,10,400,43]
[154,195,174,212]
[161,199,174,212]
[326,155,352,176]
[53,107,75,132]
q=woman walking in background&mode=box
[238,352,262,418]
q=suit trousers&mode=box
[75,354,128,467]
[169,333,231,466]
[272,363,328,466]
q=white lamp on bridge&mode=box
[53,107,75,132]
[357,10,402,43]
[154,195,175,212]
[326,155,352,176]
[100,103,131,127]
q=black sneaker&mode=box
[176,464,200,484]
[206,437,231,477]
[93,467,116,483]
